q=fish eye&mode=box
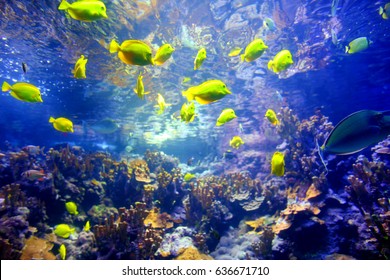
[266,22,269,26]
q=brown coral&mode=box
[20,236,56,260]
[245,217,266,234]
[175,246,213,260]
[305,183,322,200]
[129,159,151,183]
[272,218,292,234]
[143,207,174,229]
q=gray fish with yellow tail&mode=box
[321,110,390,155]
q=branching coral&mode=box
[144,150,179,173]
[156,167,172,188]
[345,155,390,258]
[277,106,332,179]
[129,159,151,184]
[92,202,166,259]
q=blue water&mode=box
[1,0,390,260]
[1,0,388,160]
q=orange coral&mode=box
[282,202,320,216]
[143,208,174,229]
[245,217,266,234]
[175,246,213,260]
[272,218,292,234]
[20,236,56,260]
[129,159,151,183]
[305,183,321,201]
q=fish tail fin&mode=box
[182,89,194,102]
[109,39,120,53]
[49,117,55,123]
[2,81,11,92]
[58,0,70,10]
[379,6,384,16]
[316,138,328,175]
[345,45,350,54]
[267,60,273,70]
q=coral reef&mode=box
[0,108,389,260]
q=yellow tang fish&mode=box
[59,244,66,260]
[345,37,371,54]
[265,109,280,126]
[83,220,91,232]
[72,55,88,79]
[155,93,170,115]
[241,39,268,62]
[228,47,243,57]
[180,102,196,123]
[2,81,43,103]
[54,224,75,238]
[153,43,175,65]
[271,151,285,176]
[109,39,153,66]
[58,0,108,21]
[182,80,231,105]
[230,136,244,149]
[134,72,150,100]
[49,117,74,133]
[268,50,294,73]
[183,173,196,182]
[194,47,207,70]
[216,108,237,126]
[65,201,78,215]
